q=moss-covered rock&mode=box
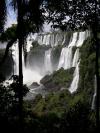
[40,67,75,92]
[78,37,96,102]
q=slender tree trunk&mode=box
[17,0,24,130]
[95,35,100,132]
[94,0,100,130]
[93,27,100,131]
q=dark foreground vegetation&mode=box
[0,75,97,133]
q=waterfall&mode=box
[91,75,97,110]
[12,40,42,86]
[69,61,80,93]
[26,34,37,52]
[72,49,79,67]
[42,35,47,45]
[11,30,89,90]
[76,31,89,47]
[42,34,51,45]
[12,42,19,75]
[44,49,52,74]
[55,33,63,46]
[57,31,89,93]
[57,32,79,70]
[58,48,66,69]
[62,33,67,45]
[1,30,91,97]
[51,34,55,47]
[68,32,78,47]
[12,42,26,76]
[76,32,85,47]
[64,47,73,69]
[58,47,73,69]
[37,34,43,45]
[37,32,68,47]
[11,34,36,74]
[58,32,78,70]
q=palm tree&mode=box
[0,0,45,129]
[0,0,23,128]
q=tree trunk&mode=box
[17,0,24,130]
[95,32,100,131]
[94,0,100,130]
[93,27,100,130]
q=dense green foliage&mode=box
[79,37,96,102]
[40,67,74,92]
[45,0,100,31]
[28,90,80,116]
[23,89,96,133]
[0,24,17,42]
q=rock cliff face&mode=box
[40,68,75,92]
[0,49,13,78]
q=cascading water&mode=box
[11,30,89,93]
[72,49,79,67]
[77,31,90,47]
[58,47,73,69]
[43,35,47,45]
[69,61,80,93]
[57,48,67,69]
[12,42,19,75]
[57,31,89,93]
[26,34,36,52]
[37,32,68,47]
[12,38,43,86]
[0,30,91,99]
[44,49,52,74]
[68,32,78,47]
[57,32,79,70]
